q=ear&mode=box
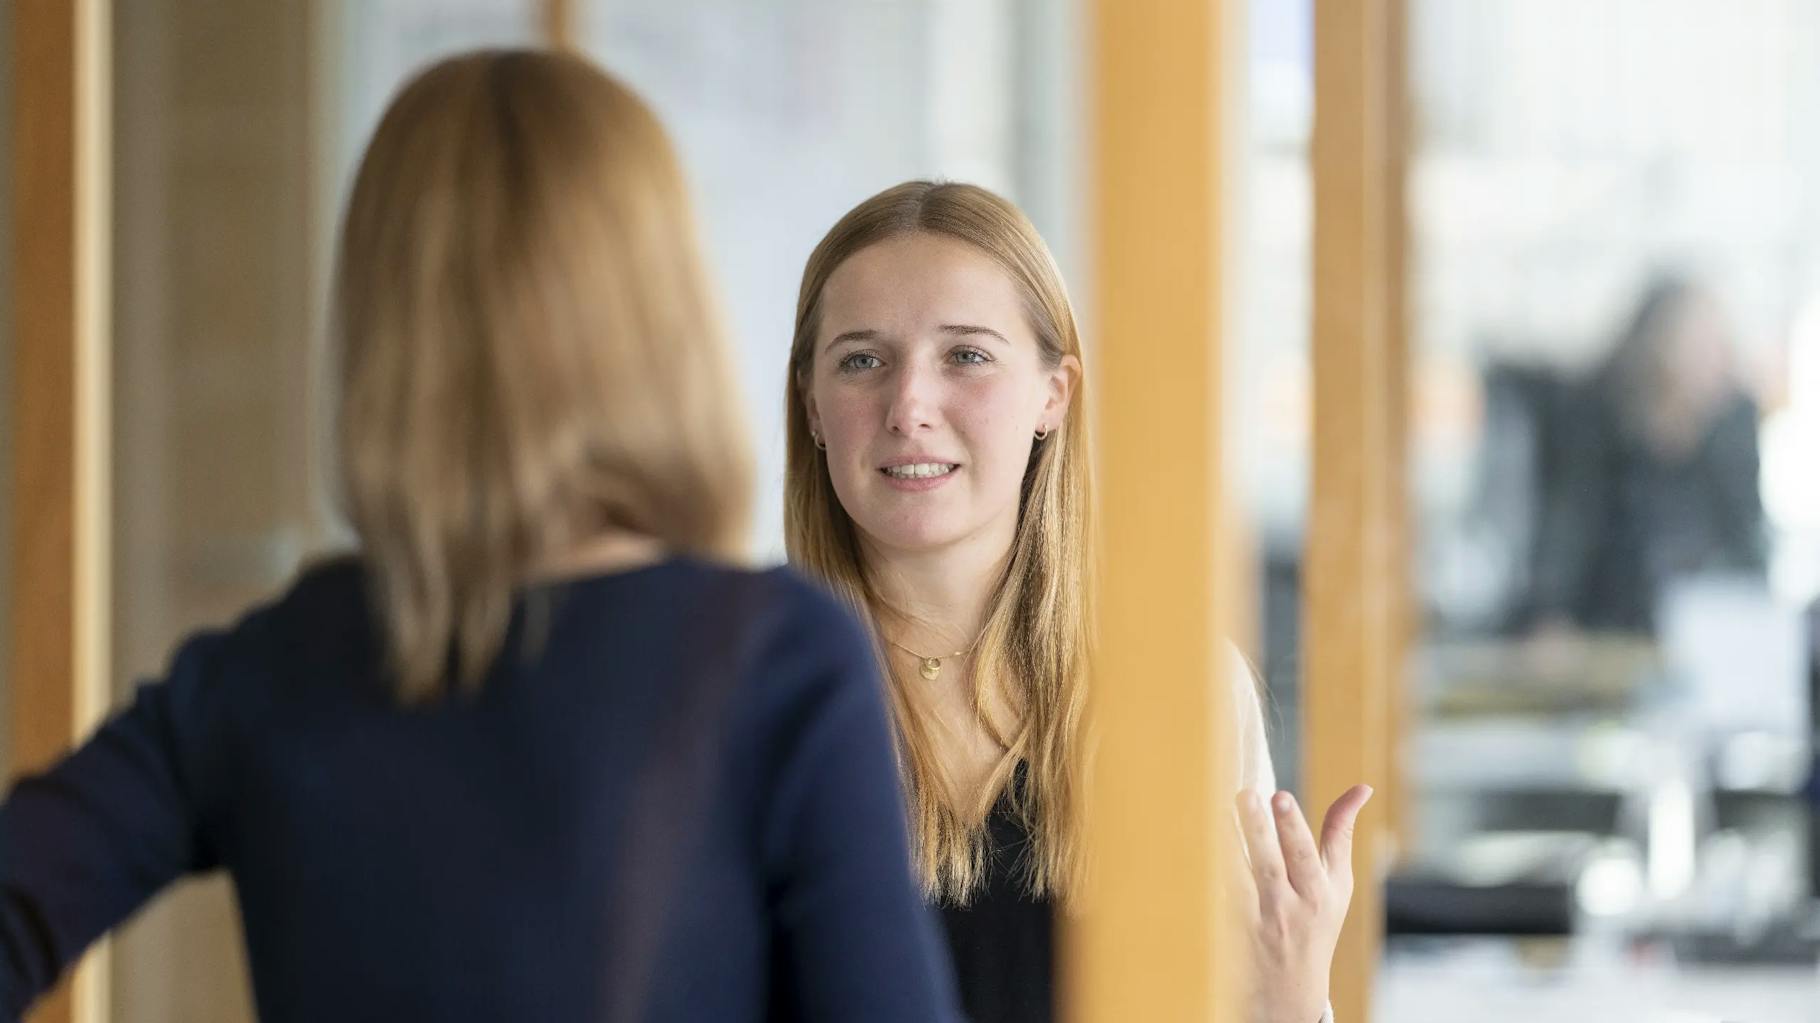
[1041,353,1081,429]
[798,372,823,437]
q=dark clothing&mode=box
[938,770,1055,1023]
[935,656,1287,1023]
[0,558,959,1022]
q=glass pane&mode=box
[331,0,543,193]
[578,0,1085,559]
[1392,1,1820,1016]
[109,4,328,1019]
[1240,0,1313,797]
[98,3,1082,1019]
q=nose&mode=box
[885,362,941,436]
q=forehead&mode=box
[818,232,1027,339]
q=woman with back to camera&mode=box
[0,51,958,1023]
[784,180,1372,1023]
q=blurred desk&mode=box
[1399,633,1812,953]
[1413,717,1654,793]
[1420,634,1659,719]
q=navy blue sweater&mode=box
[0,557,959,1021]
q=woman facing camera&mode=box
[784,181,1370,1023]
[0,53,958,1023]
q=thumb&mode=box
[1319,783,1374,872]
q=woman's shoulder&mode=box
[152,554,371,674]
[675,564,883,750]
[625,558,865,642]
[233,554,377,670]
[259,555,870,676]
[558,556,853,622]
[727,563,877,683]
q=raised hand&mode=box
[1235,784,1373,1023]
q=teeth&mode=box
[883,463,957,479]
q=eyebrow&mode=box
[940,324,1011,345]
[824,329,880,353]
[821,323,1011,354]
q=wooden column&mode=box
[541,0,576,50]
[1066,0,1246,1019]
[10,1,113,1022]
[1306,0,1409,1019]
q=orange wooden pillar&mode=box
[541,0,576,51]
[10,1,114,1021]
[1065,0,1248,1019]
[1305,0,1410,1019]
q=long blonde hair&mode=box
[785,181,1093,903]
[335,50,751,702]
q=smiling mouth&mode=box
[880,463,960,480]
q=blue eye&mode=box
[838,352,883,372]
[952,347,991,366]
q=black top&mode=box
[0,557,960,1022]
[938,770,1055,1023]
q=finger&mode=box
[1319,783,1375,876]
[1234,789,1288,898]
[1270,791,1323,898]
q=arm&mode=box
[0,632,228,1019]
[760,604,960,1022]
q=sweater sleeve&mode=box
[0,630,231,1020]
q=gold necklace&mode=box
[885,632,984,681]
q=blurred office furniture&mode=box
[1392,576,1814,964]
[1384,350,1812,963]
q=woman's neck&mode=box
[861,526,1013,655]
[864,525,1026,815]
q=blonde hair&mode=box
[784,181,1093,903]
[335,50,751,702]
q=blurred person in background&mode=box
[783,180,1370,1023]
[1532,275,1768,638]
[0,50,958,1023]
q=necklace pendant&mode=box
[919,657,942,681]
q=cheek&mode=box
[952,381,1039,468]
[812,384,876,443]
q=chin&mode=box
[853,513,976,556]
